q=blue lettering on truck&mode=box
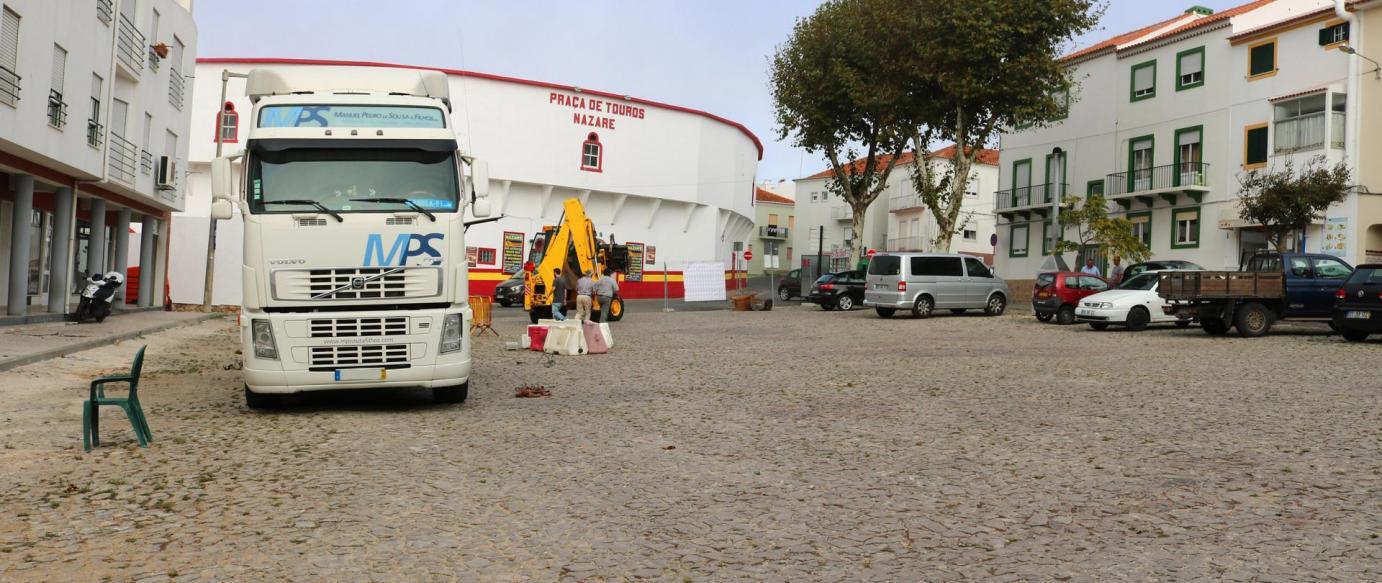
[363,233,444,266]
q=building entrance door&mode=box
[27,209,53,310]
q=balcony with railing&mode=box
[148,46,162,72]
[86,120,104,148]
[994,183,1068,217]
[759,225,789,240]
[97,0,114,24]
[116,14,146,75]
[887,236,926,252]
[168,71,185,110]
[1105,162,1209,207]
[829,205,853,221]
[889,193,924,213]
[0,65,20,107]
[46,90,67,128]
[108,133,138,185]
[140,150,153,175]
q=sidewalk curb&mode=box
[0,313,225,373]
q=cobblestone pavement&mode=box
[0,305,1378,581]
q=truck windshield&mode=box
[247,149,459,214]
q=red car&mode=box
[1032,271,1110,324]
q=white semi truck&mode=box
[208,67,492,408]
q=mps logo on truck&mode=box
[363,233,444,266]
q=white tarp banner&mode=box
[683,261,727,302]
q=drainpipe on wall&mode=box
[1336,0,1360,262]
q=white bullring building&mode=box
[171,58,762,303]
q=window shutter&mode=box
[1,8,19,71]
[1179,52,1201,76]
[1246,127,1268,164]
[51,45,66,94]
[1320,27,1332,46]
[1134,65,1153,91]
[1177,129,1201,147]
[1250,43,1274,75]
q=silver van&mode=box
[863,253,1010,318]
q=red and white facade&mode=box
[171,58,762,304]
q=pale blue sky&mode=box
[196,0,1251,183]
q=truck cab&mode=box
[1244,253,1353,318]
[208,67,492,407]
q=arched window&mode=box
[580,132,602,172]
[215,101,238,143]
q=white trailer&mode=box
[208,67,492,407]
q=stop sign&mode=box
[866,248,877,258]
[742,249,753,261]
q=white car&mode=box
[1075,271,1195,331]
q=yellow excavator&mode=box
[523,198,629,324]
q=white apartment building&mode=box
[0,0,196,319]
[995,0,1378,282]
[748,187,794,275]
[792,147,999,273]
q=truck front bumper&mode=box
[241,306,472,394]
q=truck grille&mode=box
[310,317,408,338]
[310,344,409,368]
[271,267,442,301]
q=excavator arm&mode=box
[523,198,602,313]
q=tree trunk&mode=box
[849,205,866,267]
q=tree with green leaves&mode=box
[1237,157,1352,252]
[907,0,1101,251]
[769,0,916,265]
[1052,194,1152,264]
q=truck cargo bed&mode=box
[1158,271,1284,301]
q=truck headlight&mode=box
[440,313,464,354]
[252,319,279,360]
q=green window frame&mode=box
[1127,211,1152,247]
[1044,151,1068,202]
[1011,158,1032,206]
[1130,60,1157,102]
[1127,134,1155,193]
[1173,125,1204,187]
[1009,223,1030,258]
[1052,89,1070,121]
[1176,46,1205,91]
[1087,179,1105,198]
[1171,206,1201,249]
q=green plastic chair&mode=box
[83,345,151,452]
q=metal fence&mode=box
[0,65,20,106]
[168,71,185,110]
[116,14,145,73]
[108,133,138,185]
[994,183,1066,211]
[1106,162,1208,196]
[96,0,113,24]
[86,120,104,148]
[46,90,67,128]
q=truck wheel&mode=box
[1200,318,1231,336]
[1233,303,1273,338]
[875,308,895,318]
[911,295,934,318]
[607,298,625,321]
[1055,305,1076,325]
[433,381,469,404]
[1341,329,1369,342]
[244,385,280,410]
[1125,307,1150,332]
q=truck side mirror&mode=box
[210,199,234,220]
[471,159,490,197]
[471,198,492,218]
[211,157,235,201]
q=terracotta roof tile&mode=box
[801,146,997,180]
[755,188,795,205]
[1062,0,1276,63]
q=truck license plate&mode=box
[1346,311,1372,320]
[335,368,386,381]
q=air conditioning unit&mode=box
[156,156,177,190]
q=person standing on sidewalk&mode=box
[1107,256,1125,285]
[550,267,567,321]
[575,271,596,322]
[595,268,620,323]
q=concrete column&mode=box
[7,176,35,315]
[138,214,156,307]
[112,208,132,303]
[47,187,75,313]
[87,198,108,276]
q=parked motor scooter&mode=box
[73,271,124,323]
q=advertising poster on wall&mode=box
[502,232,525,273]
[1323,217,1347,257]
[646,246,656,265]
[626,243,644,282]
[466,246,479,268]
